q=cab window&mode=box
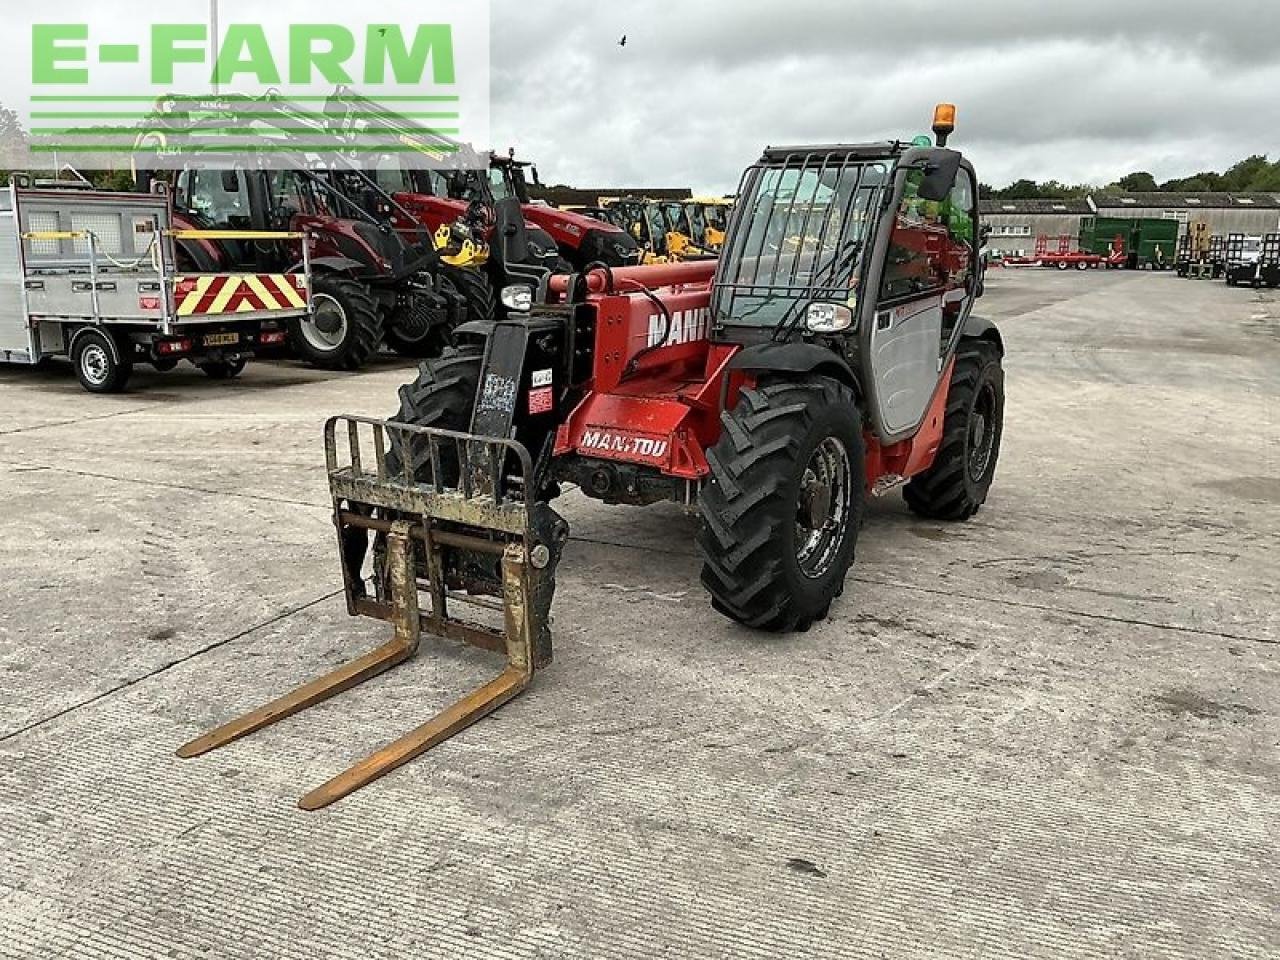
[880,166,976,303]
[372,157,410,194]
[183,169,251,228]
[269,171,325,219]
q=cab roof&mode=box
[761,142,906,163]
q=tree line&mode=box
[982,155,1280,200]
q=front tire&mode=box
[443,267,495,325]
[73,330,132,394]
[386,347,483,481]
[698,377,865,632]
[904,342,1005,522]
[290,275,382,371]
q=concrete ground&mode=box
[0,270,1276,959]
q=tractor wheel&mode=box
[1056,261,1070,271]
[1076,261,1089,271]
[443,266,496,325]
[384,320,450,360]
[698,377,865,632]
[289,275,383,371]
[385,347,483,482]
[904,342,1005,522]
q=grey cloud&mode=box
[491,0,1280,194]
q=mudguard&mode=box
[961,315,1004,355]
[728,341,861,393]
[295,255,366,276]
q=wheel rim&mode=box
[795,436,853,579]
[80,343,110,385]
[301,293,349,352]
[968,382,999,481]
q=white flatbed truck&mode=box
[0,176,313,393]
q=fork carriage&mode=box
[177,416,568,810]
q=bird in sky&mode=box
[619,35,628,47]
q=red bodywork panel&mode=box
[382,190,630,256]
[386,192,549,245]
[522,203,628,252]
[390,192,468,236]
[553,264,952,491]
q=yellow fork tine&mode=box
[297,666,529,811]
[176,522,421,760]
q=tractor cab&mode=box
[712,132,980,440]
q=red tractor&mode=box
[324,88,642,273]
[178,106,1006,808]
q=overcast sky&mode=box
[491,0,1280,193]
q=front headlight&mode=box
[501,285,534,312]
[806,302,854,333]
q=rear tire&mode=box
[904,342,1005,522]
[73,329,132,394]
[698,377,865,632]
[290,275,382,371]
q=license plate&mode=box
[204,333,239,347]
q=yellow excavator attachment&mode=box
[177,416,567,809]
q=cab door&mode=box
[864,160,978,440]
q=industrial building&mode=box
[1092,192,1280,237]
[980,193,1280,257]
[980,199,1094,257]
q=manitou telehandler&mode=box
[179,105,1005,810]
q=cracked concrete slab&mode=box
[0,270,1276,959]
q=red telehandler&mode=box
[179,106,1005,809]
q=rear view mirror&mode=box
[917,150,962,202]
[221,170,241,193]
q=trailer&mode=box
[1262,234,1280,288]
[1224,234,1279,288]
[1005,234,1119,270]
[1079,216,1179,270]
[0,177,313,393]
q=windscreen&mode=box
[686,204,708,240]
[487,168,516,201]
[714,159,890,328]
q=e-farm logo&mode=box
[32,24,456,88]
[18,1,490,169]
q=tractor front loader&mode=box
[180,105,1005,809]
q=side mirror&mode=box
[917,150,962,202]
[531,165,542,187]
[221,170,241,193]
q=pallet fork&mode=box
[177,416,568,810]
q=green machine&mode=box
[1079,216,1180,270]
